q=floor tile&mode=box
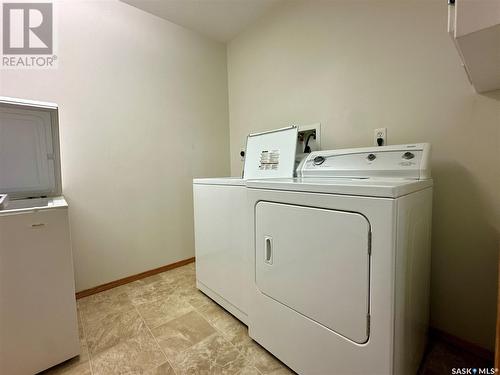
[127,277,175,306]
[85,308,145,355]
[237,366,262,375]
[210,309,251,349]
[91,327,166,375]
[197,300,232,324]
[76,311,90,362]
[136,293,194,329]
[143,361,176,375]
[77,311,85,341]
[141,274,164,285]
[174,284,213,309]
[40,359,92,375]
[79,337,90,363]
[239,340,290,375]
[268,368,295,375]
[152,310,216,360]
[161,265,195,287]
[112,280,148,296]
[79,289,135,325]
[171,333,248,375]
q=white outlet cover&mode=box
[374,128,387,146]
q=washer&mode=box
[193,126,298,324]
[193,177,249,322]
[246,143,433,375]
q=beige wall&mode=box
[227,1,500,349]
[0,0,230,291]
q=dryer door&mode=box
[255,201,370,344]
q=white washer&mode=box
[247,144,433,375]
[193,177,249,323]
[193,126,298,324]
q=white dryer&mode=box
[246,144,433,375]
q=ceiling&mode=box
[120,0,284,42]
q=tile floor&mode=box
[42,262,292,375]
[41,262,492,375]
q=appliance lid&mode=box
[243,126,298,180]
[193,177,246,186]
[246,177,433,198]
[299,143,431,180]
[0,96,62,199]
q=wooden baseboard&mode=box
[75,257,195,299]
[430,327,494,362]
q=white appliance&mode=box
[247,144,433,375]
[0,97,80,375]
[193,126,298,323]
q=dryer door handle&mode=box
[264,236,273,265]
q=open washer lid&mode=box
[0,97,62,199]
[243,126,298,179]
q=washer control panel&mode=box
[299,143,431,180]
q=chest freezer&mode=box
[0,97,80,375]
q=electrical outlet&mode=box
[374,128,387,147]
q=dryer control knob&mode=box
[313,156,325,165]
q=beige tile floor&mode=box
[41,262,491,375]
[42,262,293,375]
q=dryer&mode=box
[246,144,433,375]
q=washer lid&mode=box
[193,177,246,186]
[0,97,62,199]
[243,126,298,180]
[246,177,433,198]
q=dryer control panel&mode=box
[298,143,431,180]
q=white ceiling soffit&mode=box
[120,0,284,42]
